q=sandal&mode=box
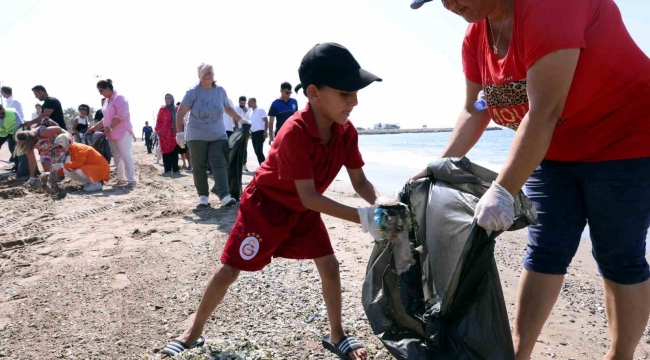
[322,335,364,359]
[160,336,205,357]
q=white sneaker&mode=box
[83,182,103,192]
[198,195,209,206]
[243,165,249,172]
[221,194,236,207]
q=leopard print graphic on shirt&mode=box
[484,80,567,130]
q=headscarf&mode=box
[165,94,177,132]
[54,133,72,150]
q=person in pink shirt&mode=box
[87,79,136,187]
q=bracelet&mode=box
[107,126,113,131]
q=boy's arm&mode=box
[294,179,361,224]
[347,168,377,205]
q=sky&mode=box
[1,0,649,132]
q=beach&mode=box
[1,141,650,359]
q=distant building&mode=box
[383,123,400,130]
[373,123,383,130]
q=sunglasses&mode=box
[283,91,293,95]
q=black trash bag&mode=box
[362,157,537,360]
[84,132,112,164]
[227,124,251,200]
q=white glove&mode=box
[175,132,186,147]
[26,177,39,187]
[474,181,515,232]
[358,206,381,239]
[52,163,64,171]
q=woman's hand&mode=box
[103,127,112,137]
[410,168,428,181]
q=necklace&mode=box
[487,0,509,55]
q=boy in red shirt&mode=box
[161,43,382,360]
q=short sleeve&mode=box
[218,87,229,108]
[462,25,482,84]
[181,88,195,109]
[520,0,588,70]
[276,126,314,180]
[268,102,277,117]
[344,126,364,169]
[42,98,53,110]
[260,109,267,118]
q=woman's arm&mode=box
[27,150,37,178]
[441,79,492,157]
[176,105,190,133]
[496,49,580,196]
[225,106,249,126]
[155,108,164,132]
[72,118,79,134]
[411,79,490,179]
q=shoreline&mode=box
[358,126,503,135]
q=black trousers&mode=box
[251,130,266,165]
[145,136,153,153]
[162,146,180,173]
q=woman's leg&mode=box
[581,157,650,359]
[107,140,125,181]
[207,140,230,200]
[514,160,587,360]
[162,152,171,173]
[120,135,136,183]
[172,145,180,172]
[187,141,209,196]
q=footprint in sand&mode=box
[110,274,130,289]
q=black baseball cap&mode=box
[411,0,433,9]
[296,43,382,93]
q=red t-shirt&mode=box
[253,103,365,212]
[463,0,650,162]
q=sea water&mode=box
[348,129,648,248]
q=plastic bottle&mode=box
[474,90,487,111]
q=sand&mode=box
[0,142,649,359]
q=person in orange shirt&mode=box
[52,134,110,192]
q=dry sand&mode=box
[0,142,650,359]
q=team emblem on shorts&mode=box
[239,233,262,260]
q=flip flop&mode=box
[322,335,364,359]
[160,335,205,357]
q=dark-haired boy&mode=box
[268,81,298,144]
[161,43,382,360]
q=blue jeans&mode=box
[524,157,650,285]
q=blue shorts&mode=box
[524,157,650,285]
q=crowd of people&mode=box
[0,68,302,207]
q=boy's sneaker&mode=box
[243,165,249,172]
[83,182,103,192]
[198,195,209,206]
[221,195,236,207]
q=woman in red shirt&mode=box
[411,0,650,358]
[154,94,180,174]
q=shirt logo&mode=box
[292,103,297,111]
[239,233,262,260]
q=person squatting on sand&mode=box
[159,43,383,360]
[410,0,650,358]
[14,120,71,187]
[174,63,249,208]
[51,134,109,192]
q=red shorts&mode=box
[220,183,334,271]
